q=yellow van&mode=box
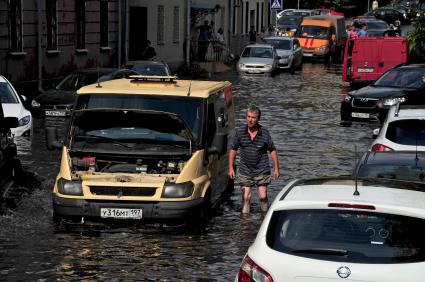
[46,75,235,226]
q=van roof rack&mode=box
[129,75,177,83]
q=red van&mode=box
[342,37,408,85]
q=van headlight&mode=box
[57,178,83,196]
[318,45,327,51]
[162,181,194,198]
[18,115,30,126]
[383,97,406,106]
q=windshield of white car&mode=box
[0,82,19,103]
[358,163,425,182]
[374,68,425,89]
[241,47,273,58]
[263,39,291,50]
[266,209,425,263]
[75,94,203,141]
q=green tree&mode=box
[407,0,425,59]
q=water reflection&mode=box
[1,63,377,281]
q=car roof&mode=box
[244,44,274,48]
[263,36,293,41]
[0,75,8,83]
[387,104,425,119]
[398,63,425,69]
[77,77,231,99]
[275,177,425,216]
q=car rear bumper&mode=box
[53,194,204,223]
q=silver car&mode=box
[237,44,279,77]
[263,36,303,73]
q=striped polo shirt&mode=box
[231,124,276,177]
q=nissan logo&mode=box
[361,98,368,102]
[337,266,351,279]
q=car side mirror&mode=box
[1,117,19,129]
[20,95,27,102]
[208,132,227,156]
[372,128,380,139]
[45,127,63,150]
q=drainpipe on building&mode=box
[37,0,44,93]
[186,0,191,66]
[118,0,122,67]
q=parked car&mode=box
[46,75,235,226]
[370,104,425,151]
[0,75,32,136]
[237,44,279,76]
[31,68,136,118]
[277,15,303,36]
[342,36,408,85]
[352,19,397,37]
[126,60,171,76]
[371,8,405,26]
[236,176,425,282]
[355,150,425,182]
[340,64,425,124]
[262,36,303,73]
[0,102,21,190]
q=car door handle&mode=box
[379,62,384,67]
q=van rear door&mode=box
[377,37,408,77]
[351,39,380,82]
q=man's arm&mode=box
[270,150,280,179]
[228,149,237,179]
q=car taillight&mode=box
[237,255,273,282]
[371,144,394,151]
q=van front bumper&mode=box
[53,194,204,223]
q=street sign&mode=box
[270,0,282,10]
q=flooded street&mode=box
[1,63,380,281]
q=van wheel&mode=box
[188,192,211,231]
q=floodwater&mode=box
[1,63,379,281]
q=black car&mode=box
[352,19,397,37]
[354,150,425,183]
[371,8,405,26]
[341,64,425,124]
[31,68,137,118]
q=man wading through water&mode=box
[228,105,280,214]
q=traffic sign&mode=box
[270,0,282,10]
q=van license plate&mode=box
[351,112,370,118]
[45,110,66,117]
[358,67,374,73]
[100,208,143,219]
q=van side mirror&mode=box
[46,127,63,150]
[1,117,19,129]
[208,132,227,156]
[372,128,380,139]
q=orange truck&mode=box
[296,15,347,62]
[342,36,409,85]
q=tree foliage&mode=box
[407,0,425,58]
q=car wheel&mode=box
[290,63,295,74]
[270,69,276,77]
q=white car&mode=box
[236,176,425,282]
[370,104,425,151]
[0,75,32,137]
[262,37,303,73]
[237,44,279,76]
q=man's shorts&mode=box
[237,173,272,187]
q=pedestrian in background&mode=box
[228,105,280,214]
[141,40,156,60]
[197,20,210,62]
[214,27,225,61]
[249,25,257,43]
[372,0,379,11]
[358,24,367,37]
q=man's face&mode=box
[246,111,259,129]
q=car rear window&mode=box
[386,119,425,145]
[266,209,425,263]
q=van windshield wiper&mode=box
[76,134,132,148]
[292,248,348,256]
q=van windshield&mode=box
[298,26,329,39]
[75,94,204,142]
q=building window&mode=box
[75,0,86,50]
[173,6,179,43]
[46,0,57,50]
[9,0,23,52]
[100,0,109,47]
[157,5,164,44]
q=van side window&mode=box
[206,102,216,147]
